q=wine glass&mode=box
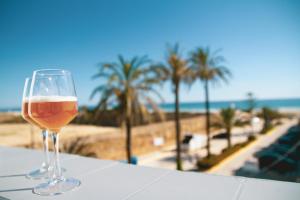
[28,69,80,195]
[21,77,50,179]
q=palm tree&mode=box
[91,55,163,163]
[246,92,256,114]
[220,107,236,148]
[259,107,280,134]
[190,47,231,157]
[154,44,192,170]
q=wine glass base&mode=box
[33,177,81,196]
[26,168,48,180]
[26,166,67,180]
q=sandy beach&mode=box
[0,123,119,147]
[0,112,210,159]
[0,109,299,160]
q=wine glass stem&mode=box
[52,133,62,180]
[42,130,50,167]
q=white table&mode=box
[0,146,299,200]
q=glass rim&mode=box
[25,77,32,81]
[22,77,32,100]
[33,69,71,76]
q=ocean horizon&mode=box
[1,98,300,113]
[159,98,300,112]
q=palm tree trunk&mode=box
[204,80,211,158]
[227,127,231,149]
[125,116,132,164]
[125,94,132,164]
[174,83,182,170]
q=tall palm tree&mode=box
[154,44,192,170]
[190,47,231,158]
[91,55,163,163]
[220,107,236,148]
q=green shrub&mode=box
[235,119,250,127]
[261,123,274,134]
[247,135,256,141]
[197,140,254,171]
[258,107,281,134]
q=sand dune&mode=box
[0,123,120,147]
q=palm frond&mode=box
[144,96,165,121]
[90,85,108,100]
[97,62,124,81]
[92,54,164,125]
[190,47,231,85]
[137,85,164,102]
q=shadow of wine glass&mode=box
[0,174,32,195]
[0,174,26,178]
[0,188,32,193]
[0,195,11,200]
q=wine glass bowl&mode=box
[29,96,78,132]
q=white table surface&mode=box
[0,146,299,200]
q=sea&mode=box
[1,98,300,113]
[159,98,300,112]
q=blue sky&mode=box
[0,0,300,108]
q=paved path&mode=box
[208,119,298,176]
[139,125,258,171]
